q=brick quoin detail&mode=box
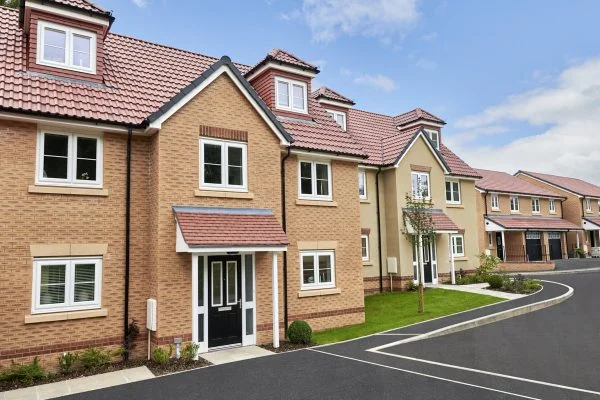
[198,125,248,142]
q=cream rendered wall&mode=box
[360,169,387,278]
[445,179,480,273]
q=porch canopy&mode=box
[583,217,600,231]
[173,206,288,253]
[403,208,460,234]
[485,215,581,232]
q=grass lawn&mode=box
[312,288,503,344]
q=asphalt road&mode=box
[59,273,598,400]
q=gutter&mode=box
[375,167,383,293]
[280,147,291,337]
[124,126,133,360]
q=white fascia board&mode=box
[583,219,600,231]
[149,65,290,146]
[394,131,449,174]
[316,99,353,109]
[484,218,505,232]
[26,1,110,26]
[0,111,144,134]
[515,172,582,198]
[359,165,379,171]
[290,149,364,163]
[435,230,459,234]
[447,176,479,182]
[246,62,317,81]
[397,120,444,130]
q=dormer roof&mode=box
[394,108,445,128]
[245,48,319,79]
[313,86,355,106]
[19,0,115,28]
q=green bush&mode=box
[58,352,78,374]
[487,274,505,289]
[477,253,501,277]
[152,345,173,365]
[501,275,541,294]
[180,342,200,362]
[0,357,46,385]
[79,348,111,370]
[287,320,312,344]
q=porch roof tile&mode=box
[430,210,460,232]
[486,216,581,231]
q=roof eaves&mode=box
[145,56,294,144]
[474,185,566,200]
[245,54,319,78]
[19,0,115,27]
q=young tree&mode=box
[1,0,19,9]
[403,193,435,313]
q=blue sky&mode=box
[100,0,600,183]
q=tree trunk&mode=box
[417,234,425,313]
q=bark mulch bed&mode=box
[0,358,211,392]
[260,341,313,353]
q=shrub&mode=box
[79,347,111,370]
[1,357,46,385]
[287,320,312,344]
[501,275,541,294]
[152,345,173,365]
[405,280,418,291]
[477,253,501,277]
[180,342,200,362]
[58,352,78,374]
[487,274,505,290]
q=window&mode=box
[301,251,335,289]
[549,199,556,213]
[491,193,500,210]
[510,196,520,212]
[37,131,102,187]
[37,21,96,74]
[488,232,493,247]
[358,170,367,199]
[532,198,540,213]
[451,235,464,257]
[445,179,460,204]
[275,77,307,113]
[424,129,439,149]
[298,160,332,200]
[200,138,247,191]
[361,235,369,261]
[326,110,347,131]
[585,198,592,212]
[411,172,430,199]
[32,257,102,313]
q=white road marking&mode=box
[376,333,421,336]
[308,348,541,400]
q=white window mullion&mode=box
[221,143,227,188]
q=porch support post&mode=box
[448,233,455,284]
[272,252,280,349]
[576,231,580,248]
[501,231,506,261]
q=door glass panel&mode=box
[244,255,253,302]
[211,262,222,306]
[198,256,204,307]
[226,261,237,305]
[245,309,254,335]
[73,263,95,302]
[198,313,204,342]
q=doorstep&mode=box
[437,283,527,300]
[201,346,274,365]
[1,366,153,400]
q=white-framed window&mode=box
[298,160,332,201]
[36,131,103,187]
[358,170,367,199]
[424,129,439,149]
[451,234,464,257]
[532,198,540,213]
[361,235,369,261]
[411,172,430,199]
[491,193,500,210]
[200,138,248,192]
[32,257,102,314]
[300,250,335,290]
[445,179,460,204]
[585,198,592,212]
[488,232,493,247]
[510,196,520,212]
[37,20,97,74]
[275,77,307,113]
[326,110,347,131]
[549,199,556,213]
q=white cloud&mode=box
[131,0,147,7]
[299,0,420,43]
[415,58,437,71]
[451,58,600,184]
[353,73,397,92]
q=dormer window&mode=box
[326,110,347,131]
[37,21,96,74]
[424,129,439,149]
[275,77,307,113]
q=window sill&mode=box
[362,261,373,266]
[24,308,108,324]
[296,199,338,207]
[510,211,521,214]
[195,189,254,199]
[29,185,108,197]
[360,198,370,204]
[491,209,501,212]
[452,256,468,261]
[446,204,464,208]
[297,288,341,298]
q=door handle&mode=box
[238,298,242,307]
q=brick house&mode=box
[0,0,367,367]
[515,171,600,257]
[474,169,581,269]
[311,90,483,293]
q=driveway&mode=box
[59,273,599,400]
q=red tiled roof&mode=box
[246,48,318,77]
[518,171,600,198]
[394,108,445,127]
[44,0,111,15]
[476,169,563,197]
[430,210,460,231]
[174,207,288,248]
[441,145,480,178]
[486,216,581,231]
[313,86,354,105]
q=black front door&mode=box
[548,232,562,260]
[423,238,433,283]
[496,232,504,260]
[208,255,242,348]
[525,232,543,261]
